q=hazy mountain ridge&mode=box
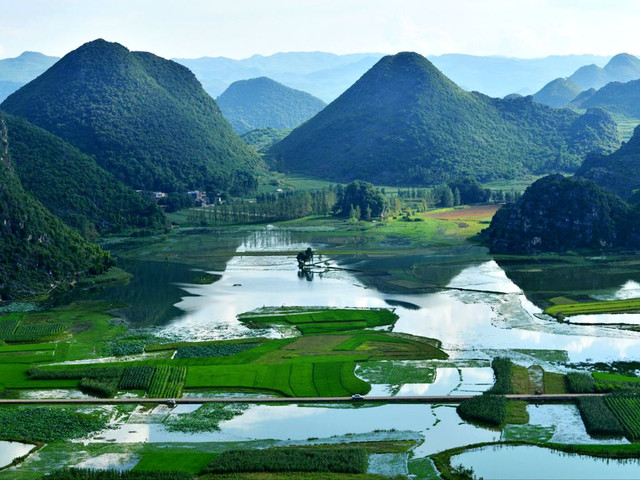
[217,77,326,134]
[0,51,59,101]
[269,52,620,186]
[1,39,262,194]
[534,53,640,107]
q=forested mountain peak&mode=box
[269,52,619,185]
[487,174,636,254]
[1,39,262,194]
[216,76,326,133]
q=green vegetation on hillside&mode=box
[1,39,262,194]
[269,52,620,185]
[487,174,638,253]
[217,77,326,134]
[2,113,165,236]
[0,121,114,299]
[532,77,583,108]
[577,124,640,199]
[238,307,398,334]
[241,127,291,153]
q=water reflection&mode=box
[453,445,640,480]
[0,441,33,468]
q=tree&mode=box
[296,247,314,269]
[334,180,385,219]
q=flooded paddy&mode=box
[0,441,33,469]
[452,445,640,479]
[22,226,640,475]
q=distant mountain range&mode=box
[2,39,261,194]
[0,51,59,101]
[268,52,620,185]
[0,49,619,103]
[216,77,326,134]
[174,52,612,101]
[534,53,640,108]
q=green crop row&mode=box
[149,365,187,398]
[119,365,156,390]
[79,377,120,397]
[28,366,124,380]
[175,341,261,358]
[43,470,193,480]
[486,357,512,394]
[457,394,507,426]
[0,317,19,338]
[567,372,595,393]
[577,396,624,436]
[605,395,640,441]
[202,447,368,474]
[4,322,66,343]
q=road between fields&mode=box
[0,393,604,405]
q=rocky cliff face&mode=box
[487,174,637,253]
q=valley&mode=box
[1,14,640,477]
[2,207,640,479]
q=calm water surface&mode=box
[453,445,640,479]
[0,441,33,468]
[148,229,640,362]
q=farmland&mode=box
[238,307,399,334]
[1,203,640,478]
[545,298,640,318]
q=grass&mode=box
[200,474,388,480]
[133,451,216,474]
[545,297,640,318]
[21,331,445,398]
[505,400,529,424]
[238,307,398,334]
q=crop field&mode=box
[202,448,368,475]
[170,332,445,396]
[604,395,640,440]
[148,365,187,398]
[577,396,624,437]
[593,372,640,392]
[238,307,398,334]
[0,407,108,442]
[133,451,216,474]
[119,365,156,390]
[545,298,640,318]
[456,394,507,426]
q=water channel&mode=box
[61,227,640,473]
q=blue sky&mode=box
[2,0,639,59]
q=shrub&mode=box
[202,448,367,474]
[43,469,193,480]
[457,395,507,426]
[567,372,595,393]
[577,396,624,436]
[486,357,512,394]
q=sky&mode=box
[2,0,640,60]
